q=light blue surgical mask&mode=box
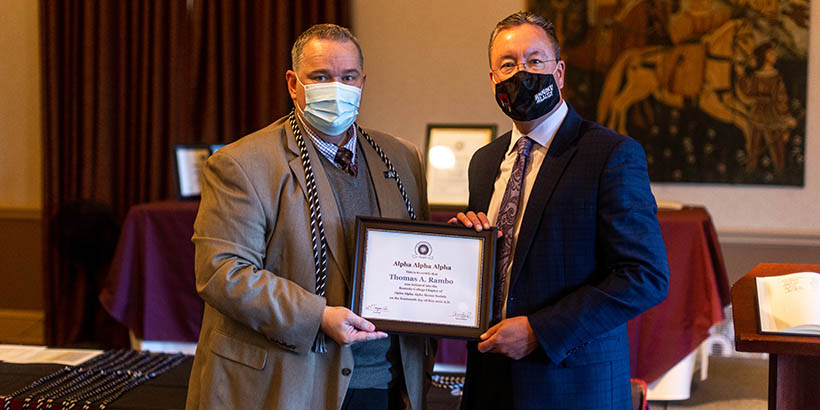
[297,76,362,136]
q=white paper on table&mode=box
[0,344,103,366]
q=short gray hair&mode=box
[488,11,560,66]
[291,24,363,71]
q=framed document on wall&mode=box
[425,124,496,209]
[350,216,497,339]
[172,144,224,200]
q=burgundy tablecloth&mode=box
[101,203,728,384]
[100,201,203,342]
[627,207,730,383]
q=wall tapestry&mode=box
[528,0,809,185]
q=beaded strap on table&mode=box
[42,352,149,404]
[59,353,166,409]
[0,350,185,410]
[431,374,465,396]
[1,350,134,410]
[91,354,185,410]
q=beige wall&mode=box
[353,0,522,152]
[0,0,41,210]
[353,0,820,235]
[0,211,43,310]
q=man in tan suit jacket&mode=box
[186,24,431,410]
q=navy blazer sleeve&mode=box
[527,137,670,365]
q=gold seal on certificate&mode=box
[350,217,497,339]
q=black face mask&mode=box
[494,70,561,121]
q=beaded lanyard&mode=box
[1,350,133,410]
[288,109,416,352]
[35,353,154,410]
[59,353,163,409]
[0,350,183,410]
[82,354,185,410]
[0,350,114,410]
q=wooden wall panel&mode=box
[0,210,43,310]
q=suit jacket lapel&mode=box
[508,106,582,290]
[285,122,350,289]
[471,133,510,213]
[360,133,408,219]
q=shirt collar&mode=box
[297,113,358,166]
[509,100,568,154]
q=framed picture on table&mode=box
[172,144,226,200]
[425,124,496,209]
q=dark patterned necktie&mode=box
[494,136,533,319]
[334,147,358,177]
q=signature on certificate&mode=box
[365,304,390,314]
[449,311,473,321]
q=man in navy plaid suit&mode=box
[452,12,670,409]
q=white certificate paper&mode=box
[360,229,483,328]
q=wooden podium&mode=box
[731,263,820,410]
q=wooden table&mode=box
[732,263,820,410]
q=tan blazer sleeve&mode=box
[193,150,325,354]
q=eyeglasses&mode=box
[493,58,557,76]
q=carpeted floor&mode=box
[650,356,768,410]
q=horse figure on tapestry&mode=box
[597,19,756,143]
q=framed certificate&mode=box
[172,144,225,200]
[351,216,497,339]
[425,124,496,209]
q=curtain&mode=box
[42,0,351,347]
[190,0,351,142]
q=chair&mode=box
[631,378,649,410]
[50,199,128,348]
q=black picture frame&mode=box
[425,124,496,210]
[350,216,497,339]
[172,144,222,200]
